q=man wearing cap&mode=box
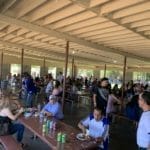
[41,95,64,120]
[137,91,150,150]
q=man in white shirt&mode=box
[137,91,150,150]
[78,107,109,150]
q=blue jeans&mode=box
[26,93,35,107]
[9,123,25,142]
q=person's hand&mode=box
[85,135,91,141]
[95,137,103,143]
[18,107,24,114]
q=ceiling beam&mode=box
[0,14,149,62]
[0,38,111,65]
[0,0,18,13]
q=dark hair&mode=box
[101,77,108,82]
[141,91,150,105]
[94,107,104,114]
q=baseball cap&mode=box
[49,95,57,100]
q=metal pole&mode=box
[71,56,74,79]
[121,56,127,112]
[104,64,106,77]
[21,48,24,77]
[20,48,24,87]
[122,56,127,99]
[43,57,46,75]
[0,51,4,80]
[62,41,69,111]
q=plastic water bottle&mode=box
[42,124,46,135]
[39,113,44,123]
[52,121,56,130]
[37,103,41,112]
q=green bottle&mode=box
[61,134,66,143]
[57,132,62,142]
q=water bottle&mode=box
[42,124,46,135]
[37,103,41,112]
[52,121,56,130]
[39,113,44,123]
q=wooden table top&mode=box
[19,116,92,150]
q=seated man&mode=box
[41,95,64,120]
[78,107,109,150]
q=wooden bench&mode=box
[0,135,22,150]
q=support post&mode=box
[104,64,106,77]
[62,41,69,111]
[0,51,4,80]
[71,56,74,79]
[121,56,127,112]
[43,57,46,75]
[20,48,24,88]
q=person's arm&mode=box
[43,111,53,117]
[78,122,86,134]
[93,94,97,107]
[111,94,120,103]
[4,107,24,121]
[41,103,58,117]
[78,116,90,134]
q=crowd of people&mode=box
[0,71,149,150]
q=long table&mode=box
[19,116,95,150]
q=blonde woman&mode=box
[0,96,25,146]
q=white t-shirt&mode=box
[137,111,150,148]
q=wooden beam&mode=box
[62,41,69,111]
[0,39,113,65]
[0,14,149,62]
[0,0,18,13]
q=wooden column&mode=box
[71,56,74,79]
[74,64,77,78]
[121,56,127,99]
[104,64,106,77]
[0,51,4,80]
[43,57,46,75]
[21,48,24,77]
[20,48,24,87]
[62,41,69,110]
[121,56,127,112]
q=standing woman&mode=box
[0,95,25,146]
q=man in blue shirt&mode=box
[137,91,150,150]
[78,107,109,150]
[41,95,64,120]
